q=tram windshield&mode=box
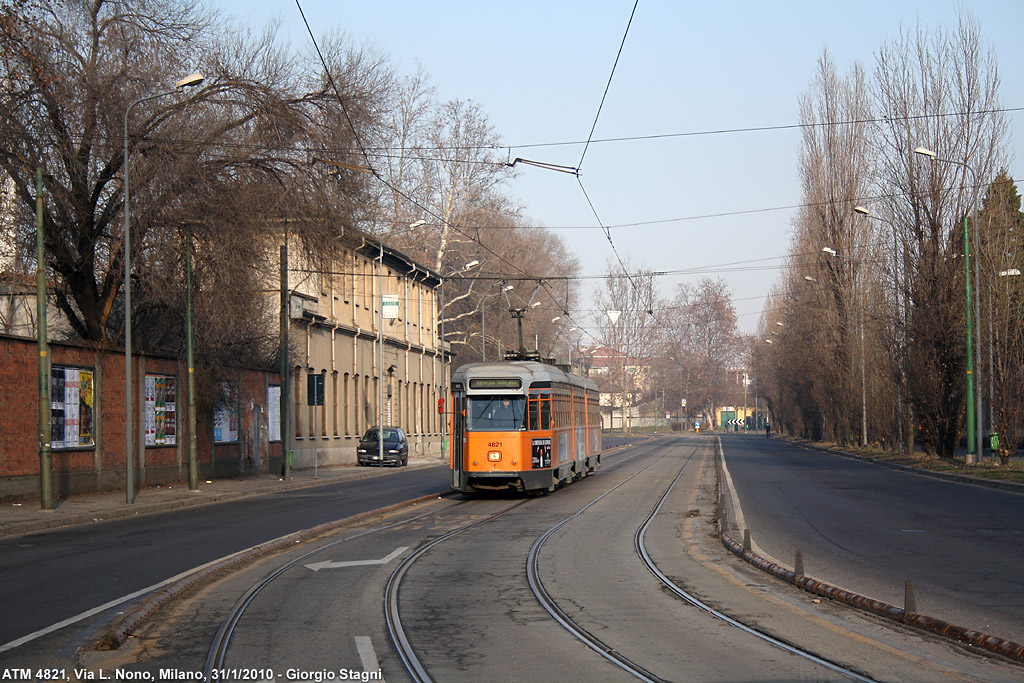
[467,395,526,431]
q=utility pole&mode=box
[280,242,290,479]
[185,226,198,490]
[742,372,749,431]
[36,167,51,509]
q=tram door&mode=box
[450,384,466,490]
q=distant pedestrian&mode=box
[765,423,771,438]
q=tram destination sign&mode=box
[469,378,522,389]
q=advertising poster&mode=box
[267,385,281,442]
[145,375,177,446]
[64,367,79,447]
[49,366,95,448]
[214,403,238,443]
[50,367,65,448]
[79,370,94,445]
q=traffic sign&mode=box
[307,373,324,406]
[382,294,400,319]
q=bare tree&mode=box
[0,0,385,382]
[872,14,1007,457]
[417,99,513,273]
[373,66,435,237]
[594,259,660,433]
[977,171,1024,463]
[762,18,1009,458]
[661,278,742,430]
[792,50,874,446]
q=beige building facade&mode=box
[284,234,446,468]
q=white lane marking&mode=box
[305,546,408,571]
[355,636,385,682]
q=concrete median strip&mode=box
[714,437,1024,663]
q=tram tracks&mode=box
[631,444,874,682]
[200,444,647,681]
[523,436,874,682]
[202,438,873,682]
[201,501,476,680]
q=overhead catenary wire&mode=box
[293,0,600,343]
[577,0,640,170]
[11,105,1020,168]
[285,3,1010,345]
[570,0,652,316]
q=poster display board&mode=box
[50,366,94,449]
[144,374,176,446]
[267,385,281,442]
[213,393,238,444]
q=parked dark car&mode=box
[357,426,409,467]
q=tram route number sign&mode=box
[532,437,551,469]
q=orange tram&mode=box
[449,359,601,494]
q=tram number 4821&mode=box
[488,442,502,448]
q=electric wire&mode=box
[293,0,600,344]
[572,0,651,316]
[577,0,640,170]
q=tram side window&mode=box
[528,394,552,431]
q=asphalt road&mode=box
[93,434,1019,681]
[720,432,1024,642]
[0,465,450,650]
[5,433,1024,681]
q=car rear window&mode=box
[361,429,400,443]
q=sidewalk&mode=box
[0,456,447,540]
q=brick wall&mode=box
[0,334,281,500]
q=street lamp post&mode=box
[854,205,910,455]
[123,73,204,504]
[822,246,868,447]
[989,268,1021,449]
[915,146,983,463]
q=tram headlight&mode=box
[487,451,501,462]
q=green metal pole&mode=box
[186,226,198,490]
[964,214,976,462]
[36,167,52,509]
[280,242,290,480]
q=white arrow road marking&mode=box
[355,636,385,682]
[305,546,408,571]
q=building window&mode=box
[342,251,353,302]
[294,365,303,438]
[332,371,339,437]
[343,373,351,436]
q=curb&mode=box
[0,461,447,540]
[714,437,1024,663]
[96,490,453,650]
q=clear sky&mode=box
[215,1,1024,336]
